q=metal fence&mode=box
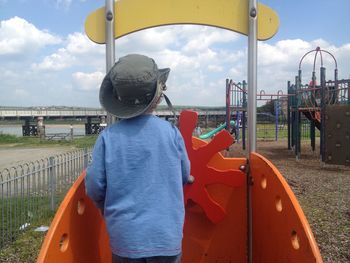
[0,148,92,248]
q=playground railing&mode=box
[0,148,92,249]
[334,79,350,104]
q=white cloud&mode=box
[229,66,246,80]
[31,48,76,71]
[32,32,104,71]
[208,64,223,72]
[156,49,200,71]
[336,44,350,79]
[66,32,103,55]
[72,71,104,91]
[182,28,239,53]
[256,38,350,95]
[0,17,61,56]
[132,28,177,50]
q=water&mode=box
[0,125,86,137]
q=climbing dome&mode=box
[288,46,350,164]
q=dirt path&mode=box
[230,140,350,263]
[0,146,76,171]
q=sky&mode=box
[1,0,349,107]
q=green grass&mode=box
[0,193,68,262]
[0,215,54,263]
[71,136,98,148]
[0,134,97,148]
[0,195,54,248]
[201,123,321,141]
[201,124,290,140]
[0,134,21,144]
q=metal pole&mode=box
[310,117,315,151]
[84,148,88,168]
[334,68,338,103]
[311,71,316,151]
[236,110,240,142]
[247,1,257,263]
[296,70,302,160]
[275,100,278,141]
[291,78,297,149]
[287,81,291,150]
[248,0,257,154]
[226,79,231,132]
[242,80,247,150]
[49,156,56,211]
[105,0,116,125]
[320,67,326,162]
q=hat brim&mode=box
[99,67,170,119]
[159,68,170,84]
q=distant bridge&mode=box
[0,106,228,136]
[0,107,106,120]
[0,106,227,120]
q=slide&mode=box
[199,120,236,139]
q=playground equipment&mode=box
[225,80,247,147]
[199,120,237,139]
[37,0,324,262]
[287,47,350,165]
[225,80,289,147]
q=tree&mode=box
[257,99,276,114]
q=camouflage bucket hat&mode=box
[99,54,170,119]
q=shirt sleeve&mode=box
[175,127,191,184]
[85,133,106,210]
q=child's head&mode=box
[99,54,170,119]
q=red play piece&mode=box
[179,110,245,223]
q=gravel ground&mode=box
[229,139,350,263]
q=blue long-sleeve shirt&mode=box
[85,114,190,258]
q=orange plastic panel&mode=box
[36,171,111,263]
[182,144,247,262]
[37,114,323,263]
[250,152,323,263]
[180,110,247,262]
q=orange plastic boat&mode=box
[37,111,323,262]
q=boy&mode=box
[85,54,191,263]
